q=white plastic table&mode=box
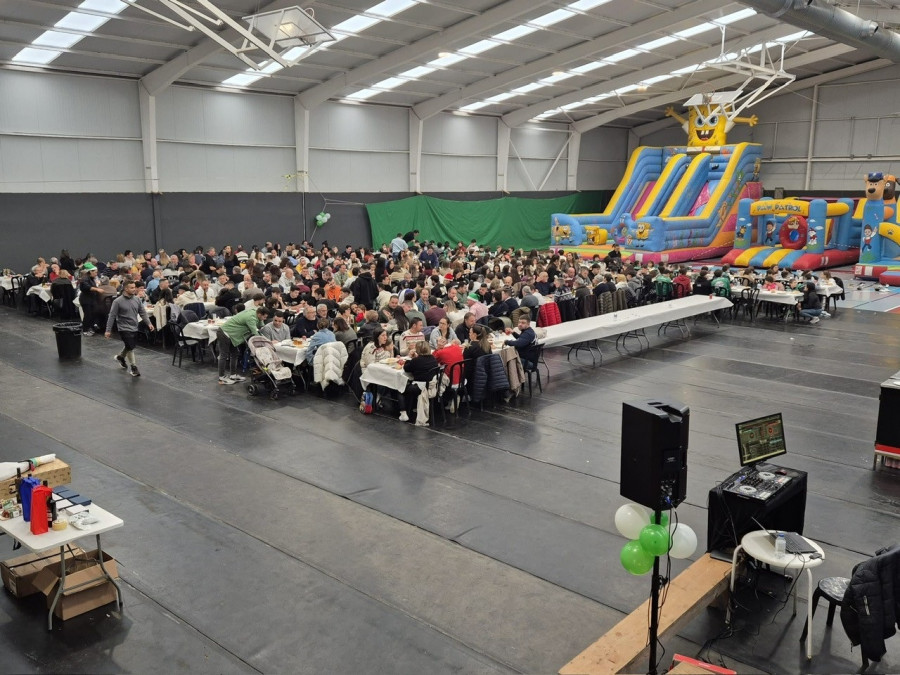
[729,529,825,659]
[0,504,124,629]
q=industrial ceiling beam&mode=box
[571,42,853,133]
[295,0,556,110]
[502,23,789,128]
[412,0,724,121]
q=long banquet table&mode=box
[540,295,732,348]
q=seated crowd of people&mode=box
[6,236,842,405]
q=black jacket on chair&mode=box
[841,543,900,662]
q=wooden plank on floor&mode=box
[559,554,733,675]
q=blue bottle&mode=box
[20,476,42,522]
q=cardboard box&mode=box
[0,546,85,598]
[0,460,71,498]
[33,549,119,621]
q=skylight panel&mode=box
[715,8,756,25]
[79,0,126,11]
[571,62,606,74]
[540,72,575,84]
[674,22,717,39]
[512,83,545,94]
[485,93,515,102]
[493,25,537,42]
[429,53,467,67]
[530,9,575,27]
[400,66,436,79]
[568,0,613,10]
[332,15,380,34]
[642,74,672,85]
[55,12,108,32]
[637,36,677,51]
[368,0,418,17]
[459,40,497,56]
[11,47,60,65]
[776,30,811,43]
[222,73,264,87]
[32,31,82,49]
[603,49,640,63]
[375,77,407,90]
[344,88,380,100]
[459,102,490,112]
[259,61,283,75]
[282,46,308,61]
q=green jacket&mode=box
[220,310,261,346]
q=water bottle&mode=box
[774,532,786,558]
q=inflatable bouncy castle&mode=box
[550,92,763,264]
[721,196,860,270]
[854,172,900,284]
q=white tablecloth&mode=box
[540,295,732,348]
[183,320,225,341]
[360,361,411,392]
[0,276,12,291]
[816,284,843,297]
[26,285,52,303]
[274,341,308,366]
[730,287,801,306]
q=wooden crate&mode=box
[0,459,71,498]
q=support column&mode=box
[138,83,159,194]
[567,128,581,191]
[294,97,310,192]
[497,119,511,193]
[804,84,819,192]
[409,109,423,193]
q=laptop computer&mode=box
[751,517,817,555]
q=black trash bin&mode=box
[53,322,82,360]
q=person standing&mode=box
[79,262,105,335]
[217,306,270,384]
[105,280,155,377]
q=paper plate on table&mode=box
[384,358,398,364]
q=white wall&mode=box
[0,68,627,194]
[638,64,900,191]
[0,70,143,192]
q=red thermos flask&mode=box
[30,484,52,535]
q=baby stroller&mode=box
[245,336,296,400]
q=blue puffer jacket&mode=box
[471,353,510,402]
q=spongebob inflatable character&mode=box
[552,223,572,245]
[665,92,758,147]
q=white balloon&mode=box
[669,523,698,559]
[615,503,651,540]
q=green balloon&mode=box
[621,540,654,575]
[639,524,671,557]
[657,512,669,528]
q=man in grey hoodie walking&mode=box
[105,280,154,377]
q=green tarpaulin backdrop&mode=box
[366,192,605,250]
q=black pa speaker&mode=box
[620,399,689,510]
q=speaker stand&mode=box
[648,508,667,675]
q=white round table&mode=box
[729,529,825,659]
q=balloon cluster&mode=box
[315,211,331,227]
[615,503,697,575]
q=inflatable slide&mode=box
[550,143,763,264]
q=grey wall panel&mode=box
[769,121,810,159]
[310,103,408,152]
[309,149,409,192]
[640,126,683,148]
[509,125,570,159]
[758,163,808,191]
[810,162,900,191]
[156,86,294,146]
[580,126,629,162]
[423,113,496,155]
[508,159,566,191]
[0,136,144,193]
[157,144,295,192]
[875,116,900,156]
[0,70,140,138]
[0,193,154,272]
[0,190,602,272]
[421,155,496,192]
[577,159,631,191]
